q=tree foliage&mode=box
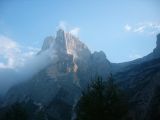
[3,102,28,120]
[75,75,128,120]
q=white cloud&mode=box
[124,24,132,31]
[129,53,142,60]
[133,26,145,33]
[0,35,58,95]
[57,21,80,37]
[124,22,160,35]
[69,27,80,37]
[58,21,67,31]
[0,35,20,68]
[0,35,40,69]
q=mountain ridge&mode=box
[111,33,160,73]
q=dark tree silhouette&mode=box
[4,102,28,120]
[75,75,128,120]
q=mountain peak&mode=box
[151,33,160,59]
[54,29,67,54]
[56,29,65,37]
[41,29,91,60]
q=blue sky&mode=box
[0,0,160,66]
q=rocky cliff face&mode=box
[41,36,55,51]
[113,33,160,120]
[41,29,91,60]
[153,33,160,58]
[115,58,160,120]
[90,51,111,78]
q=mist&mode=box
[0,49,58,96]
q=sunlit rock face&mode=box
[40,29,92,75]
[65,32,91,61]
[40,29,93,85]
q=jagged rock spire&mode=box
[54,29,67,54]
[153,33,160,58]
[156,33,160,49]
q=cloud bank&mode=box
[0,35,21,69]
[0,35,58,95]
[0,35,41,69]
